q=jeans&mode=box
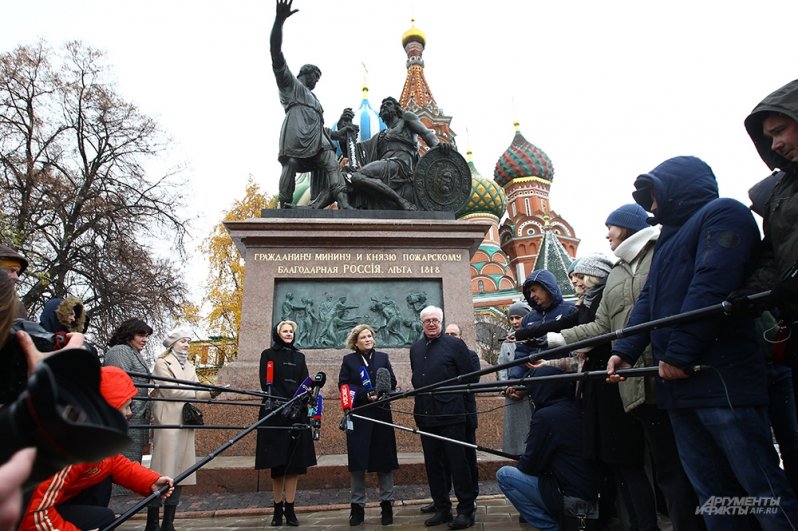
[768,363,798,495]
[669,406,798,531]
[496,466,559,530]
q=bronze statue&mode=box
[341,97,454,210]
[270,0,356,209]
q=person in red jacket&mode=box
[20,366,174,531]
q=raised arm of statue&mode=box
[270,0,298,69]
[404,111,451,154]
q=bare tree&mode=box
[0,41,189,345]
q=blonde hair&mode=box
[345,324,376,351]
[276,320,298,333]
[582,275,603,289]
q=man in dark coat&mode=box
[410,306,478,529]
[496,365,600,530]
[270,0,353,210]
[608,156,798,530]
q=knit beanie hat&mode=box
[567,258,581,276]
[507,301,532,318]
[605,204,649,234]
[573,253,614,279]
[100,366,137,409]
[163,326,192,348]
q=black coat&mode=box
[254,328,317,472]
[410,333,479,428]
[338,350,399,472]
[576,293,645,465]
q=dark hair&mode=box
[108,318,153,347]
[381,96,403,114]
[0,274,18,349]
[298,64,321,79]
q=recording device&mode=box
[0,348,131,491]
[338,384,353,431]
[311,395,323,441]
[283,376,313,421]
[1,319,71,403]
[358,366,376,400]
[375,367,391,399]
[264,360,274,410]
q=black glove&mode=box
[724,288,775,317]
[514,325,543,341]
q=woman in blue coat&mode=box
[338,324,398,526]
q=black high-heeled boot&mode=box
[349,503,365,526]
[271,501,284,526]
[144,506,160,531]
[380,500,393,525]
[161,504,177,531]
[284,502,299,526]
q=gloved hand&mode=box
[546,332,566,347]
[724,288,772,317]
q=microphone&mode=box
[292,376,314,399]
[311,395,323,441]
[375,367,391,399]
[311,371,327,403]
[283,376,314,420]
[359,366,376,399]
[339,384,353,431]
[265,360,274,410]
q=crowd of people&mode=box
[3,76,798,531]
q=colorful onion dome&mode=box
[458,150,508,219]
[402,18,426,47]
[493,121,555,187]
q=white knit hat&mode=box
[163,327,192,348]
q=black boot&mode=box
[144,506,160,531]
[161,504,177,531]
[271,501,283,526]
[349,503,365,526]
[284,502,299,527]
[380,500,393,525]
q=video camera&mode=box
[0,327,131,490]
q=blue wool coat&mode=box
[338,350,399,472]
[614,156,766,410]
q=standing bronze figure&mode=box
[270,0,355,209]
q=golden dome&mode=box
[402,18,426,47]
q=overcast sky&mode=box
[5,0,798,311]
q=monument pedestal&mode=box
[216,211,492,457]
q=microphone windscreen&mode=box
[313,395,323,419]
[266,361,274,385]
[358,366,373,390]
[292,376,314,399]
[339,384,352,411]
[375,368,391,396]
[314,371,327,387]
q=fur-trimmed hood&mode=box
[39,296,86,333]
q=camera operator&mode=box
[19,366,174,531]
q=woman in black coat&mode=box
[338,324,398,526]
[255,321,316,527]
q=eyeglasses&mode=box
[422,319,441,325]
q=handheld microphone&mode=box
[292,376,314,399]
[264,360,274,410]
[312,395,323,441]
[359,366,376,399]
[339,384,353,431]
[375,367,391,399]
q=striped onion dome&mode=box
[493,121,554,187]
[457,150,507,219]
